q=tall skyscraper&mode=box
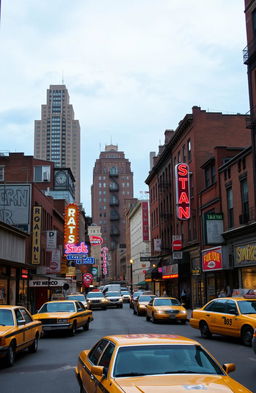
[34,84,80,202]
[91,145,134,279]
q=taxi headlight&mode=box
[119,298,123,302]
[102,298,108,302]
[139,304,146,308]
[180,310,187,314]
[58,318,69,323]
[156,310,166,314]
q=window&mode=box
[98,342,115,369]
[0,166,4,181]
[225,300,238,315]
[226,187,233,228]
[19,308,32,323]
[240,179,249,219]
[34,166,51,182]
[182,145,186,161]
[187,140,191,161]
[204,163,216,188]
[88,340,109,365]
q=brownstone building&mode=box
[146,107,251,307]
[91,145,134,281]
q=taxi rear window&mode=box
[39,302,75,313]
[238,300,256,314]
[0,310,14,326]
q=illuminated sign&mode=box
[101,246,108,276]
[21,269,29,279]
[175,163,190,220]
[65,242,88,254]
[64,203,79,245]
[32,206,41,264]
[89,235,103,246]
[202,246,223,271]
[162,264,178,279]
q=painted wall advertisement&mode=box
[202,246,223,271]
[0,184,31,232]
[32,206,41,265]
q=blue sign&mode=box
[75,257,95,265]
[66,253,88,260]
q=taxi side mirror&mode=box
[17,319,26,325]
[223,363,236,374]
[91,365,104,377]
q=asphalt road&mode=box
[1,303,256,393]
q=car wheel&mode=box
[241,325,253,346]
[152,313,157,323]
[5,342,15,367]
[28,335,39,353]
[146,314,150,321]
[83,320,89,331]
[200,321,212,338]
[69,321,77,336]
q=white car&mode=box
[66,294,88,308]
[105,291,123,308]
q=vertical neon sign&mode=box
[175,163,190,220]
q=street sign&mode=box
[173,251,183,259]
[75,257,95,265]
[83,273,93,287]
[172,235,182,251]
[140,256,150,261]
[66,253,88,260]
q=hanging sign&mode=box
[175,163,190,220]
[32,206,42,264]
[89,236,103,246]
[64,203,79,245]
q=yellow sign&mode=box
[32,206,42,264]
[235,244,256,265]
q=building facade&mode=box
[34,84,81,202]
[91,145,134,280]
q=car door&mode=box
[75,301,86,328]
[95,341,115,393]
[147,299,154,318]
[19,308,36,346]
[202,299,226,333]
[220,299,240,337]
[14,309,27,349]
[81,339,109,393]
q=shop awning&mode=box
[137,280,147,286]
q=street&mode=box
[1,304,256,393]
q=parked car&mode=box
[190,296,256,346]
[0,305,42,367]
[75,334,252,393]
[86,291,108,310]
[105,291,123,308]
[33,300,93,335]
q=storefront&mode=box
[162,264,179,298]
[234,241,256,289]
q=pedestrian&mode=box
[163,290,167,296]
[218,288,226,298]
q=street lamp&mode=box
[129,259,134,293]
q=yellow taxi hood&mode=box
[33,312,75,319]
[115,375,251,393]
[0,326,17,336]
[154,306,185,311]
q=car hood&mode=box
[33,312,75,319]
[115,374,250,393]
[0,326,17,336]
[154,306,186,311]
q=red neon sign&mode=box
[65,242,89,254]
[175,163,190,220]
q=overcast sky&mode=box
[0,0,249,215]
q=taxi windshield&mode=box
[121,291,130,295]
[0,309,14,326]
[238,300,256,314]
[39,302,75,313]
[106,292,121,297]
[67,295,86,301]
[87,292,104,298]
[113,344,223,377]
[154,298,180,306]
[139,295,155,302]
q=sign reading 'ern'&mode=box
[64,203,79,245]
[175,163,190,220]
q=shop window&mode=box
[226,187,234,228]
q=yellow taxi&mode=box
[133,294,156,316]
[0,305,42,367]
[32,300,93,336]
[145,296,187,324]
[189,296,256,346]
[75,334,252,393]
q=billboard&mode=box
[0,184,31,232]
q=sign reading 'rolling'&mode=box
[175,163,190,220]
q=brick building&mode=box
[146,107,251,307]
